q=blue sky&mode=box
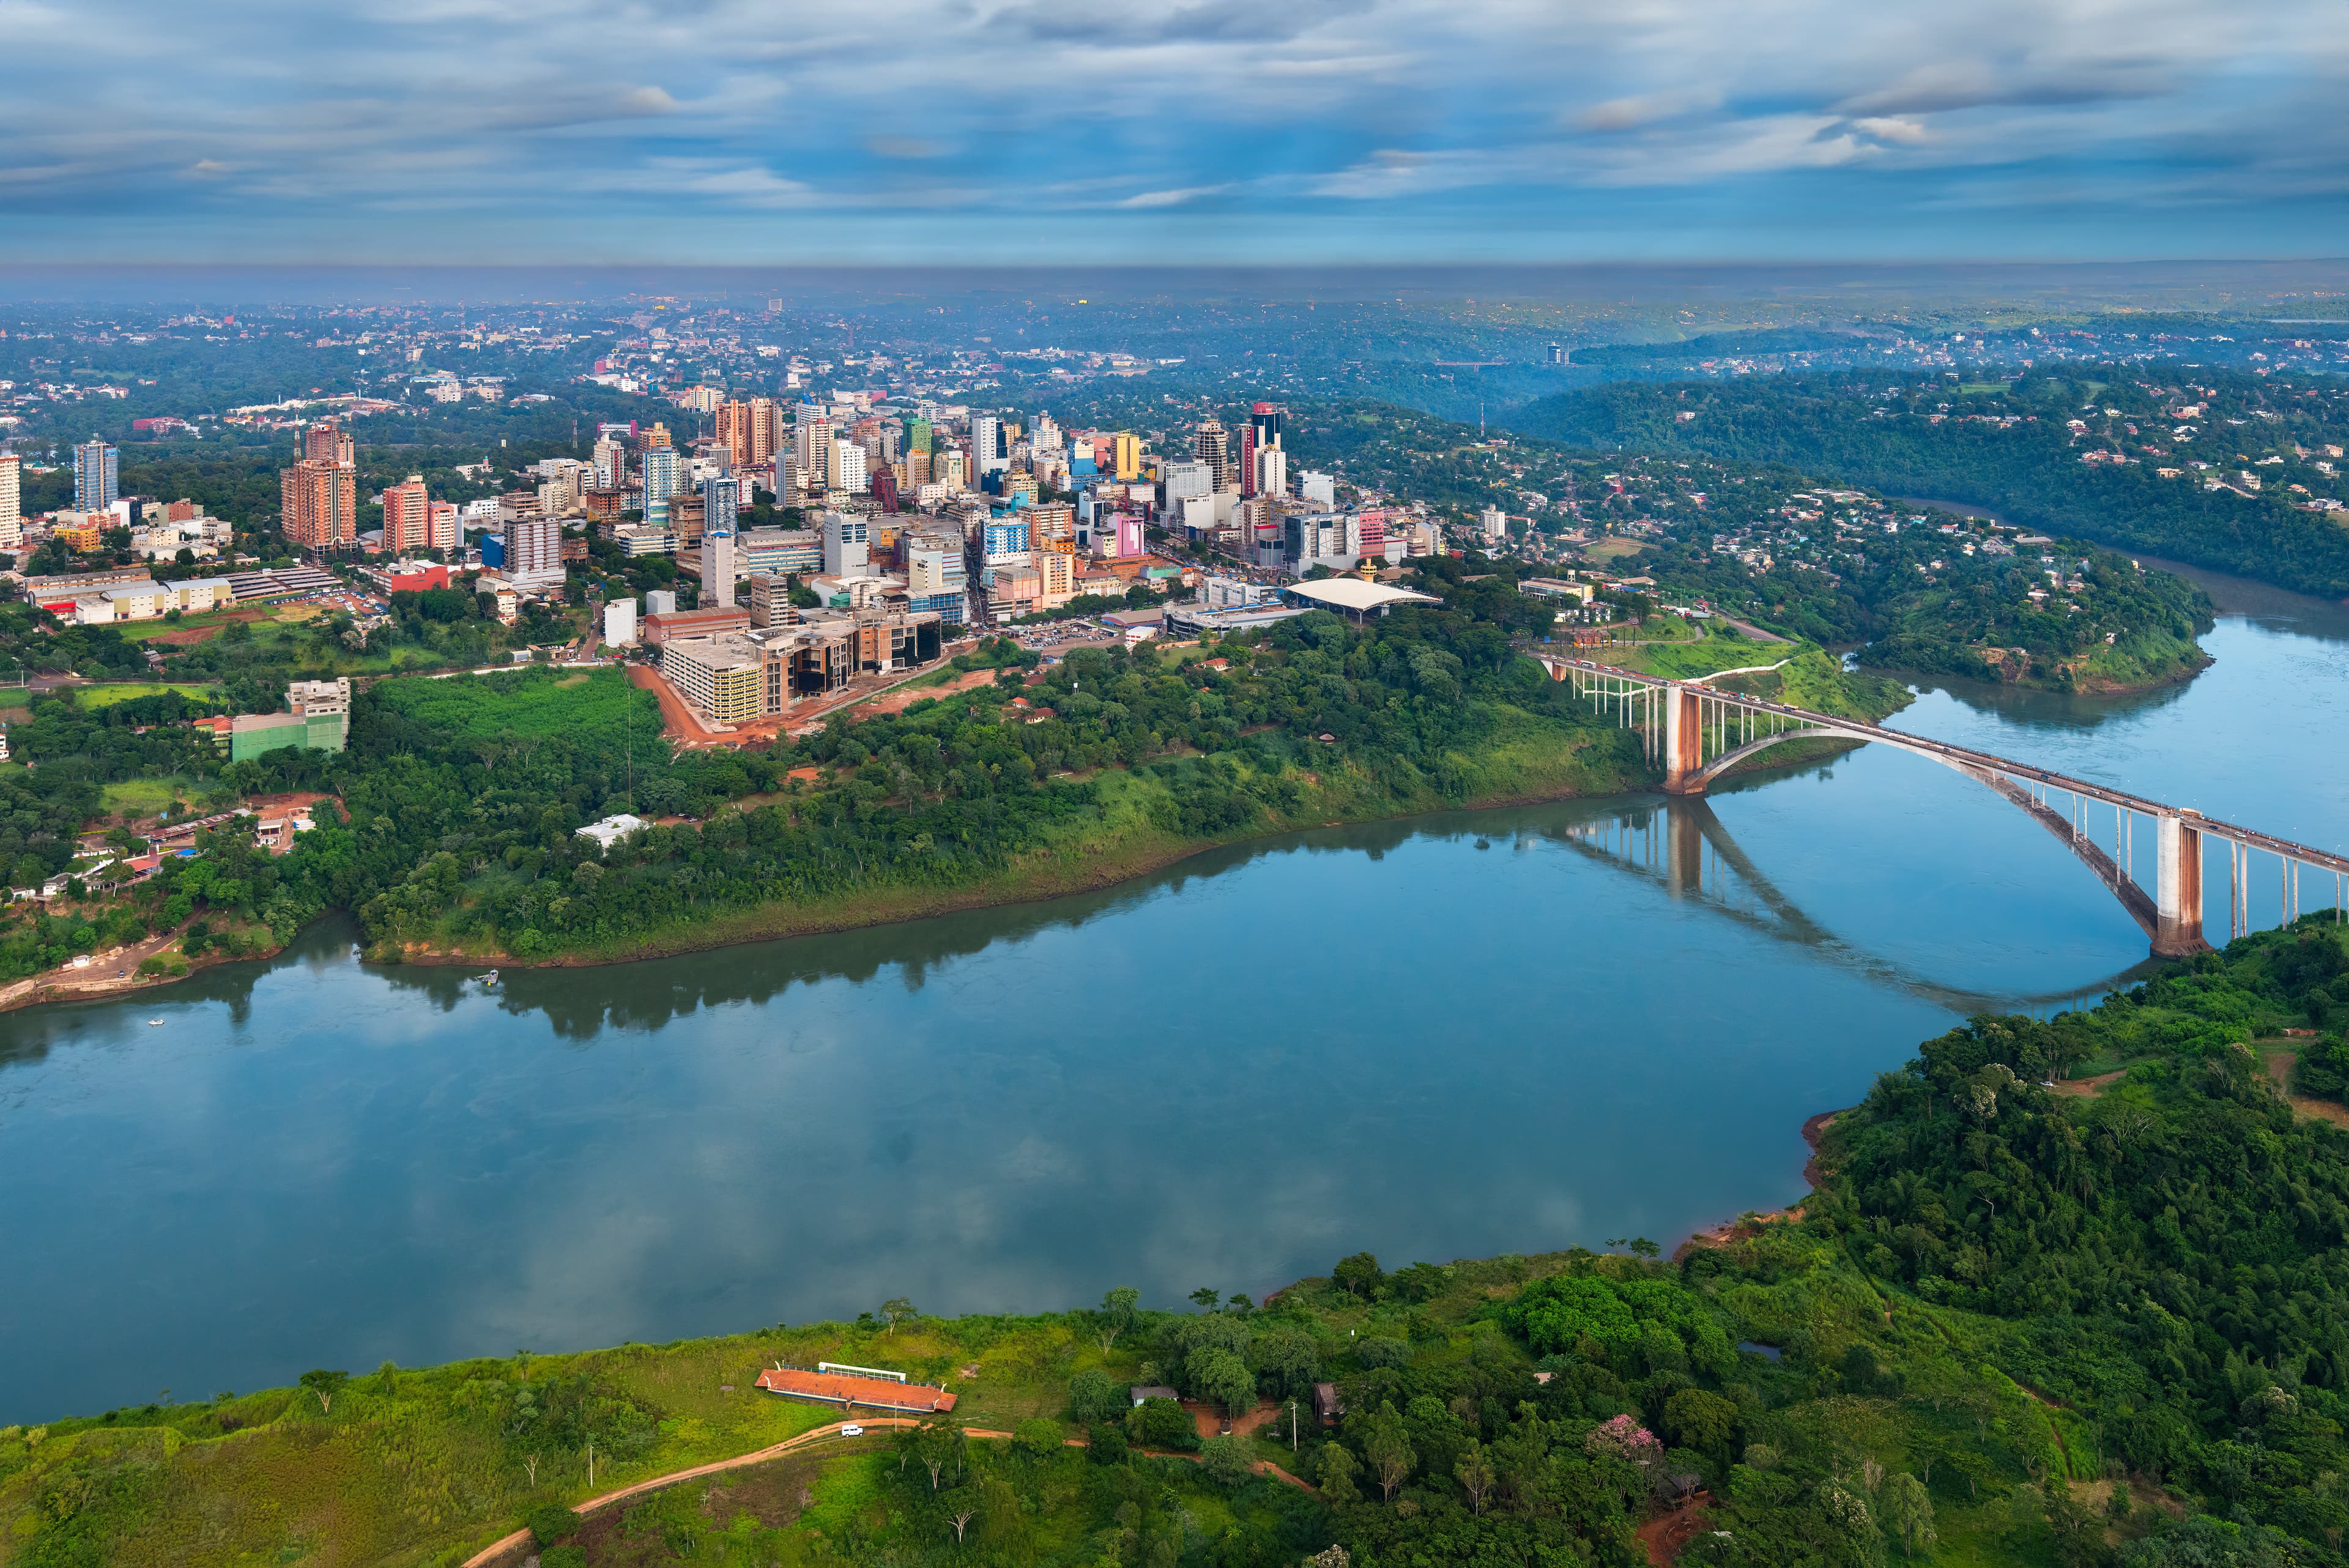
[6,0,2348,264]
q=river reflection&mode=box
[1,573,2342,1422]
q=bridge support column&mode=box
[2154,814,2208,956]
[1665,804,1704,897]
[1661,685,1705,795]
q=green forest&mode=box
[1504,370,2349,598]
[9,565,1691,976]
[8,921,2349,1567]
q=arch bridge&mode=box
[1531,653,2349,957]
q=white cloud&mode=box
[1116,184,1233,208]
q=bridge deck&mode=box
[1539,656,2349,877]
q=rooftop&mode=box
[1282,578,1442,615]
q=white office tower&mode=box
[829,437,869,493]
[1031,413,1063,453]
[1479,506,1508,541]
[593,436,627,489]
[702,530,736,607]
[603,596,638,647]
[0,453,20,552]
[640,447,682,526]
[1300,470,1336,507]
[823,511,869,576]
[971,414,1006,477]
[1255,445,1288,502]
[645,589,677,616]
[795,406,831,474]
[1162,459,1212,508]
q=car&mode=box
[839,1423,864,1436]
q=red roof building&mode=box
[753,1365,958,1415]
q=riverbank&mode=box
[390,722,1652,970]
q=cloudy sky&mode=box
[6,0,2347,264]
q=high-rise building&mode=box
[382,475,432,554]
[829,437,869,493]
[1193,418,1231,493]
[701,473,740,527]
[281,459,358,549]
[0,452,20,552]
[1255,445,1288,501]
[702,529,736,608]
[1546,344,1567,366]
[505,513,563,585]
[795,405,831,475]
[971,415,1006,477]
[74,436,119,513]
[301,422,354,467]
[429,500,459,551]
[823,513,870,576]
[905,417,933,455]
[593,435,628,489]
[715,399,784,469]
[1242,403,1283,498]
[642,422,674,450]
[640,447,683,527]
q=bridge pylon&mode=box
[2153,813,2210,956]
[1660,685,1707,795]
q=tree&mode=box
[1013,1417,1064,1458]
[1456,1443,1496,1515]
[1663,1388,1739,1462]
[1189,1346,1257,1422]
[946,1502,979,1542]
[881,1297,916,1336]
[1332,1252,1384,1299]
[1361,1400,1417,1501]
[913,1416,962,1490]
[1097,1285,1140,1351]
[1199,1435,1254,1487]
[1878,1472,1937,1558]
[1316,1441,1360,1502]
[1189,1285,1223,1310]
[525,1503,582,1547]
[1067,1369,1124,1426]
[298,1368,349,1416]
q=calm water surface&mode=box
[4,563,2345,1421]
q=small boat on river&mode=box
[481,969,500,987]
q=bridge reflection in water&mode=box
[1545,795,2156,1018]
[1534,653,2349,957]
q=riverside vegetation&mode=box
[6,922,2349,1567]
[0,563,1909,979]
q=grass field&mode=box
[100,776,203,817]
[371,664,659,745]
[1955,380,2016,395]
[1583,537,1649,563]
[74,682,221,708]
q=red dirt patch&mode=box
[2053,1069,2127,1098]
[1636,1493,1715,1566]
[143,608,270,646]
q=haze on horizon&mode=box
[7,0,2349,268]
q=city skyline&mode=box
[6,0,2349,266]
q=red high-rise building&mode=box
[381,475,432,555]
[302,421,354,466]
[281,460,357,549]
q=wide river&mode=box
[5,565,2346,1421]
